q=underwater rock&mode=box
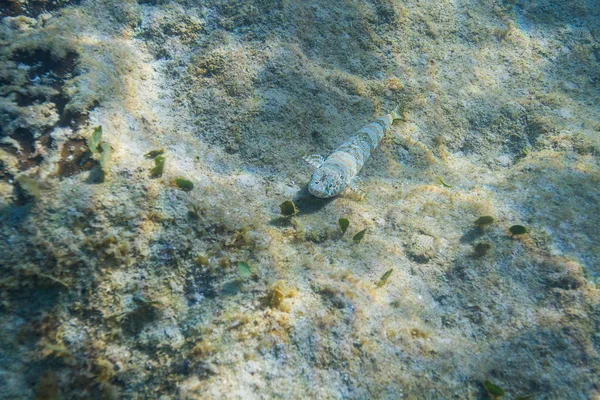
[407,233,438,263]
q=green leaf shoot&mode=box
[174,177,194,191]
[279,200,298,217]
[483,380,505,397]
[37,272,69,288]
[99,142,111,175]
[353,228,367,242]
[151,155,165,177]
[338,218,349,234]
[145,149,164,159]
[509,225,527,235]
[437,176,452,188]
[88,126,103,152]
[133,294,162,306]
[376,268,393,288]
[237,261,252,279]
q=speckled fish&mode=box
[304,104,403,198]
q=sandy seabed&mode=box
[0,0,599,398]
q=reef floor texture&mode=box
[1,0,599,398]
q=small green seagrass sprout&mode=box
[133,294,162,307]
[475,216,495,227]
[174,177,194,191]
[279,200,298,217]
[437,176,452,188]
[353,228,367,242]
[87,126,103,152]
[509,225,527,236]
[99,142,111,176]
[483,380,505,398]
[188,204,202,220]
[144,149,164,159]
[36,272,69,288]
[338,218,350,234]
[85,126,111,182]
[376,269,393,288]
[237,261,252,279]
[151,155,165,177]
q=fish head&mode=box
[308,164,347,198]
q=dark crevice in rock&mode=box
[0,0,82,18]
[57,138,96,177]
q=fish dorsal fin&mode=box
[302,154,325,169]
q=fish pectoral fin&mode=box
[390,103,406,121]
[302,154,325,169]
[348,179,367,201]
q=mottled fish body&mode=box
[305,105,403,198]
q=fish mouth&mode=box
[308,180,332,198]
[309,190,330,198]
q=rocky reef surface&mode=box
[1,0,599,398]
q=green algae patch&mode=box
[99,142,111,176]
[279,200,298,217]
[270,286,284,309]
[88,126,103,152]
[237,261,252,279]
[483,380,505,397]
[475,216,495,227]
[376,268,393,288]
[144,149,164,159]
[509,225,527,235]
[174,177,194,191]
[437,176,452,188]
[133,294,162,307]
[338,218,350,235]
[268,280,295,311]
[474,242,492,258]
[37,272,69,289]
[195,255,209,266]
[353,228,367,242]
[151,155,166,178]
[84,125,110,182]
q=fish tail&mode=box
[390,103,404,121]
